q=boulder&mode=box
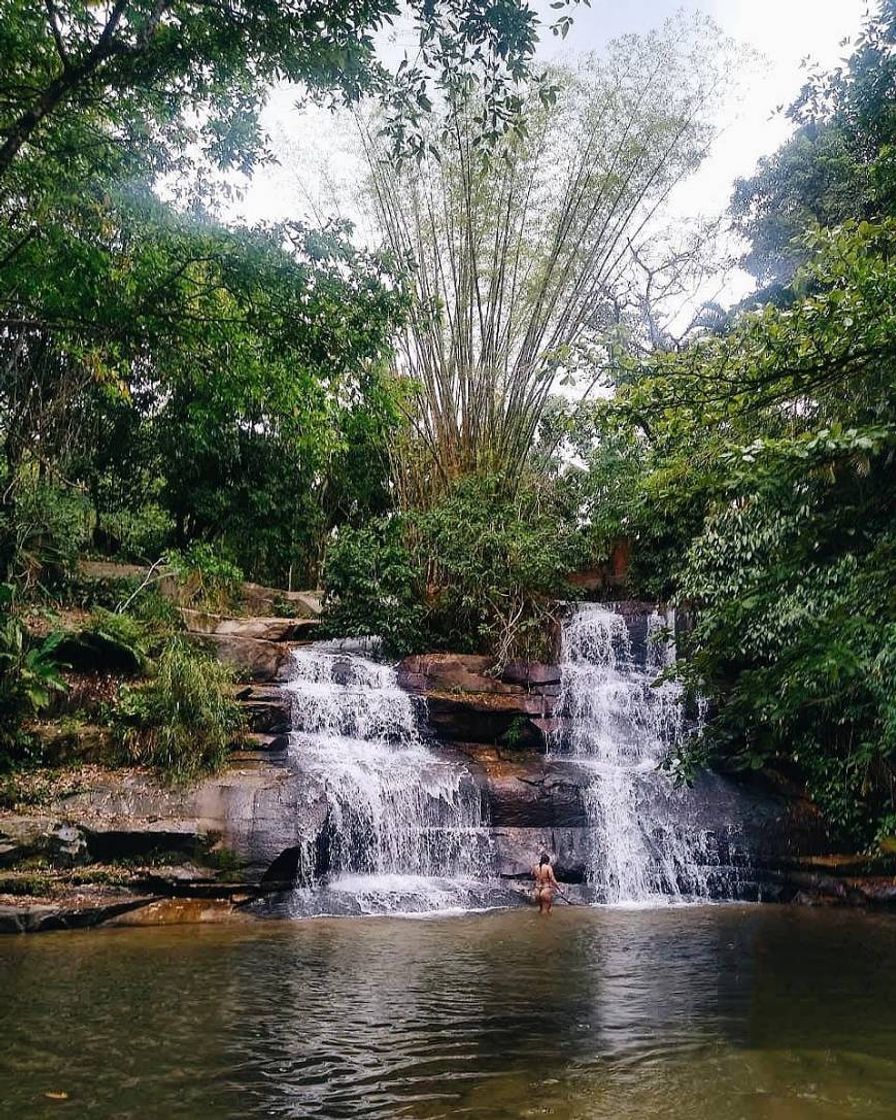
[259,846,307,890]
[181,610,318,642]
[216,616,319,641]
[398,653,523,695]
[54,631,142,675]
[240,584,322,618]
[192,633,291,681]
[0,816,89,867]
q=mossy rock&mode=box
[55,631,142,674]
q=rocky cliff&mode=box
[395,651,840,894]
[3,618,895,933]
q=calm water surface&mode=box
[2,905,896,1119]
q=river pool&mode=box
[2,904,896,1119]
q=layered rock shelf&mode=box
[398,653,561,750]
[3,619,894,932]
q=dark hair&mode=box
[539,853,551,866]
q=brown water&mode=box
[2,905,896,1119]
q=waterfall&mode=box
[551,604,739,905]
[283,644,495,914]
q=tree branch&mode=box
[43,0,70,70]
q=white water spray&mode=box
[283,645,493,913]
[552,605,730,904]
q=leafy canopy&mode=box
[605,219,896,844]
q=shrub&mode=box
[126,589,183,631]
[323,474,585,662]
[163,543,243,612]
[414,474,583,663]
[0,482,91,593]
[98,504,175,564]
[322,518,427,656]
[60,574,142,611]
[114,639,245,781]
[0,585,67,766]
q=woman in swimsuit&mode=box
[532,852,558,914]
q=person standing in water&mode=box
[532,852,559,914]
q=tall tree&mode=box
[602,219,896,844]
[2,0,564,582]
[732,0,896,287]
[0,0,560,183]
[0,186,406,583]
[361,15,733,502]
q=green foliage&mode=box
[414,474,582,662]
[500,715,527,748]
[164,544,243,613]
[114,639,244,782]
[562,405,709,599]
[125,588,183,632]
[59,574,142,612]
[0,586,67,764]
[100,505,174,566]
[0,0,550,189]
[0,480,91,592]
[732,0,896,286]
[81,608,163,671]
[607,219,896,845]
[1,176,409,585]
[2,0,545,590]
[324,474,583,661]
[323,519,427,656]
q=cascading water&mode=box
[551,604,741,905]
[283,643,497,915]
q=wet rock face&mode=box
[395,644,838,895]
[235,685,292,733]
[398,653,559,751]
[0,817,89,868]
[452,745,588,829]
[468,749,592,883]
[0,765,329,883]
[423,693,554,749]
[492,828,589,883]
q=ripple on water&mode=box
[1,907,896,1119]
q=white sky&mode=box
[232,0,868,306]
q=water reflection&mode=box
[2,907,896,1119]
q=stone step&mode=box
[234,687,291,733]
